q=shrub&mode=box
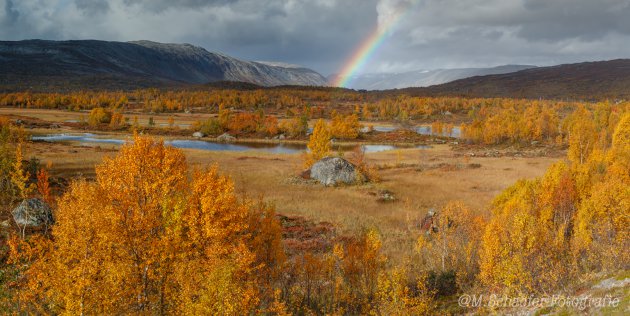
[426,270,457,297]
[109,112,125,128]
[330,111,360,139]
[279,115,308,138]
[198,118,224,136]
[227,112,258,134]
[87,107,112,126]
[259,116,279,136]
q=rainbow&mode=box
[333,1,417,88]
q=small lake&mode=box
[32,133,432,154]
[416,125,461,138]
[362,125,461,138]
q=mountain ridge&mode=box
[0,39,328,89]
[402,59,630,100]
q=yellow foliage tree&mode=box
[375,267,434,315]
[478,175,570,294]
[416,201,484,290]
[479,111,630,295]
[11,142,32,200]
[19,135,284,314]
[305,119,331,168]
[567,106,597,165]
[87,107,112,126]
[1,116,27,221]
[572,112,630,271]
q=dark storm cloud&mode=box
[75,0,110,15]
[373,0,630,72]
[515,0,630,41]
[122,0,239,13]
[3,0,18,24]
[1,0,629,75]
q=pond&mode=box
[362,125,461,138]
[32,133,432,154]
[415,125,461,138]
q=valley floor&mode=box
[6,107,566,260]
[25,134,560,260]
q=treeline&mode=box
[460,100,630,145]
[78,98,628,147]
[0,89,587,122]
[83,104,364,139]
[8,88,626,146]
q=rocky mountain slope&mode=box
[0,39,327,90]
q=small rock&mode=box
[306,157,364,186]
[217,133,236,143]
[593,277,630,290]
[376,190,396,202]
[12,198,54,228]
[192,131,204,138]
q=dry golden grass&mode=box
[1,107,211,127]
[1,107,409,133]
[13,108,560,260]
[25,138,559,260]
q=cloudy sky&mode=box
[2,0,630,76]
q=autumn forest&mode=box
[0,85,627,315]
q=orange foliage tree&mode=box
[36,165,53,206]
[17,135,284,314]
[330,111,361,139]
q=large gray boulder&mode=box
[217,132,236,143]
[12,198,54,228]
[308,157,364,186]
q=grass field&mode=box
[8,106,563,260]
[25,135,560,260]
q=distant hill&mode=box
[330,65,536,90]
[0,40,327,91]
[403,59,630,100]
